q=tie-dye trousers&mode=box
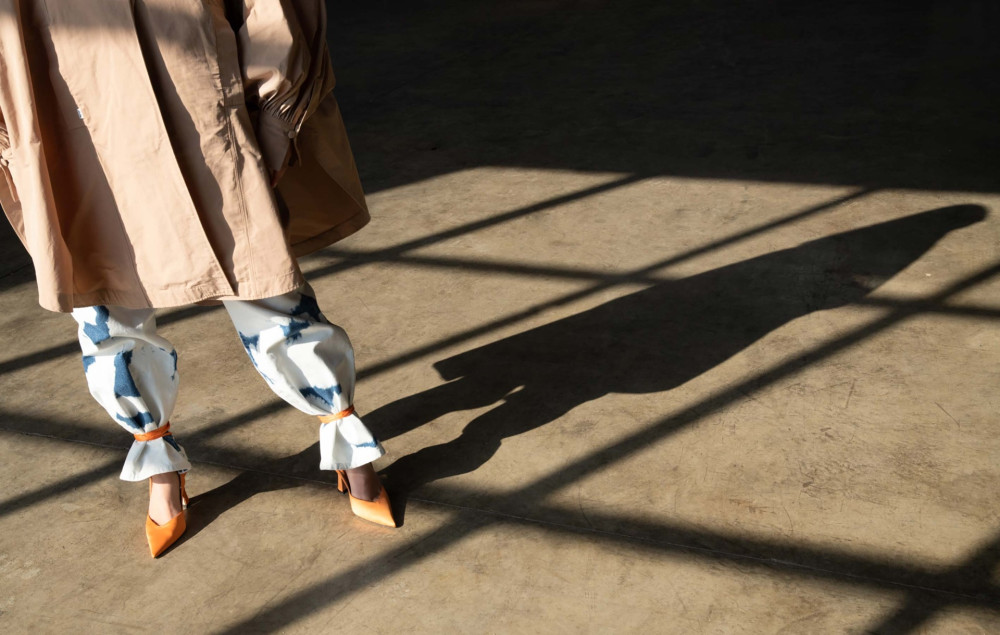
[71,286,386,481]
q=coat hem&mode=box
[41,279,234,313]
[214,268,305,304]
[40,268,310,312]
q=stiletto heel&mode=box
[335,469,396,528]
[145,471,188,558]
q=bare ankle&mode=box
[148,472,183,525]
[344,464,381,502]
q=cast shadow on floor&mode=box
[187,203,985,535]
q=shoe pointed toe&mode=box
[348,486,396,528]
[351,487,396,527]
[145,510,186,558]
[336,470,396,527]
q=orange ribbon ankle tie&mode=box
[318,406,355,424]
[133,423,171,442]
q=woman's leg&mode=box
[72,306,190,522]
[223,285,385,498]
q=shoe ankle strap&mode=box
[318,405,355,424]
[134,423,171,442]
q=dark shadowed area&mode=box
[328,0,1000,194]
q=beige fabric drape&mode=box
[0,0,369,312]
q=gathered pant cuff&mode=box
[120,436,192,482]
[318,413,385,470]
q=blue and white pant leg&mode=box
[223,286,385,471]
[72,306,191,481]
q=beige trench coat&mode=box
[0,0,370,312]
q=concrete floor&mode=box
[2,1,1000,633]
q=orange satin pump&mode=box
[335,470,396,528]
[144,472,188,557]
[136,424,189,557]
[319,407,396,528]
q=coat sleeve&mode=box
[236,0,336,172]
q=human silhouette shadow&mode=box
[369,205,986,494]
[185,204,983,529]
